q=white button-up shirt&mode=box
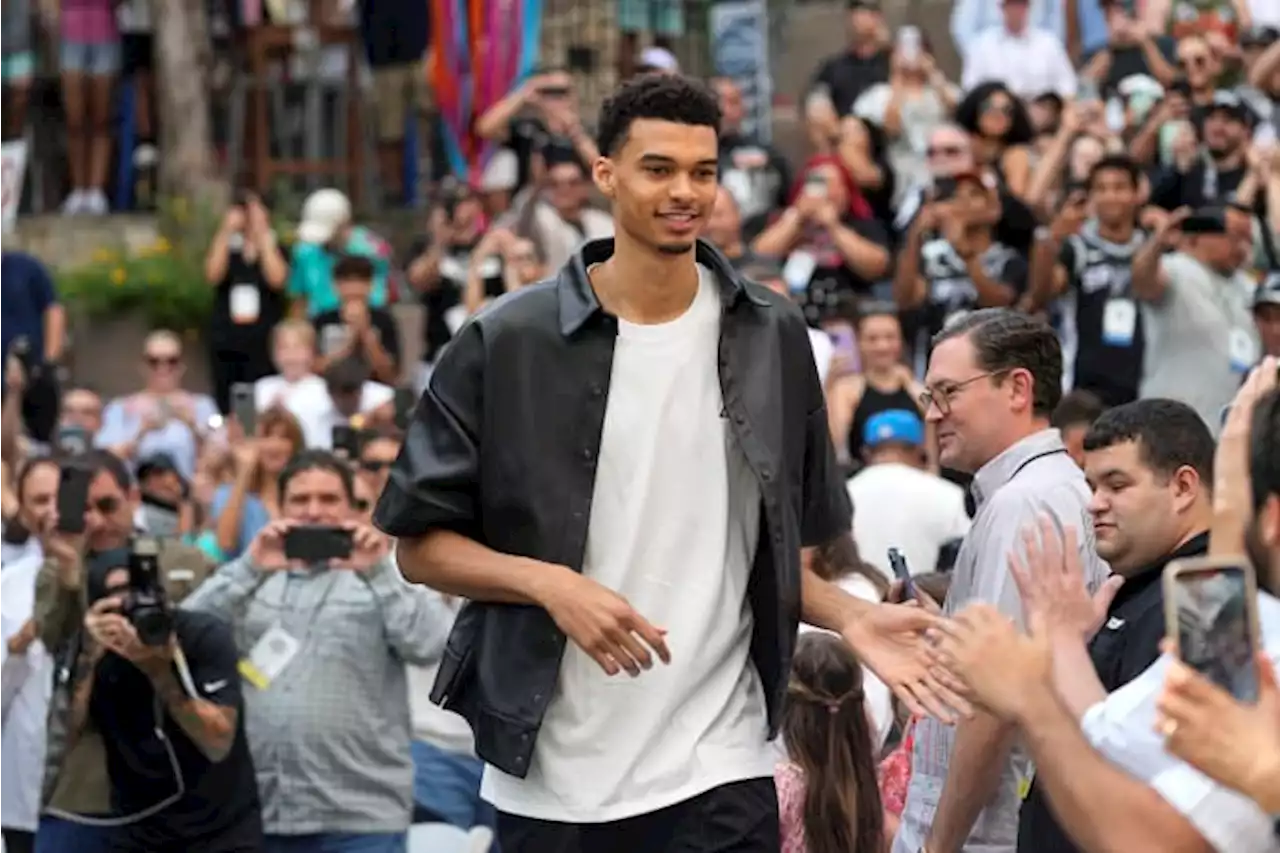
[2,549,53,832]
[961,26,1078,99]
[1081,591,1280,853]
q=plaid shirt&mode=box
[182,554,450,835]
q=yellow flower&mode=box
[93,248,119,264]
[111,268,127,286]
[152,237,172,255]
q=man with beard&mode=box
[1016,398,1216,853]
[930,357,1280,853]
[1151,91,1256,211]
[1026,155,1147,407]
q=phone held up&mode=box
[56,462,93,534]
[888,548,919,601]
[232,383,256,436]
[283,525,355,563]
[1163,556,1263,702]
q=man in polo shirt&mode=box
[894,308,1110,853]
[1017,398,1215,853]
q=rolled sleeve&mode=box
[373,320,485,539]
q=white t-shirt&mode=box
[960,26,1078,99]
[253,374,393,448]
[847,462,971,582]
[1081,592,1280,853]
[807,328,834,391]
[481,265,773,822]
[1,549,52,832]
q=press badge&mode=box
[239,625,300,689]
[1101,298,1136,346]
[229,284,261,324]
[1228,327,1257,374]
[782,250,817,294]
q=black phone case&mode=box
[56,468,91,534]
[283,526,354,562]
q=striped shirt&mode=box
[892,429,1111,853]
[182,555,451,835]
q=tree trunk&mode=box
[152,0,227,209]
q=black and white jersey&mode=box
[910,236,1027,373]
[1057,221,1148,407]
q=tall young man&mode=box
[374,74,959,853]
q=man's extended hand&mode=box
[539,569,671,678]
[842,603,971,722]
[1156,650,1280,813]
[1009,516,1123,643]
[930,603,1052,721]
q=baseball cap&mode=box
[1199,90,1257,128]
[1255,270,1280,309]
[863,409,925,449]
[1180,206,1230,235]
[637,47,679,74]
[297,188,352,244]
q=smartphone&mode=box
[331,424,359,460]
[1164,557,1262,702]
[56,463,93,534]
[888,548,919,600]
[803,172,828,199]
[232,383,256,436]
[283,525,355,562]
[56,424,91,456]
[897,25,921,63]
[394,386,417,432]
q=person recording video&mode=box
[181,450,449,850]
[73,545,262,851]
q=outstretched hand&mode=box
[1009,515,1123,643]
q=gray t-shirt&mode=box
[1139,253,1260,434]
[893,429,1111,853]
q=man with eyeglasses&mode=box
[32,450,213,853]
[893,309,1110,853]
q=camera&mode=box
[122,536,173,647]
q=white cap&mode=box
[297,188,352,244]
[637,46,679,74]
[480,148,518,193]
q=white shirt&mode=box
[2,549,53,832]
[847,462,971,583]
[961,26,1078,99]
[482,265,772,821]
[407,595,476,757]
[254,374,393,448]
[1081,592,1280,853]
[1249,0,1280,27]
[807,328,834,390]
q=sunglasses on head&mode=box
[145,354,180,368]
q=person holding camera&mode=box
[183,450,449,852]
[73,547,262,852]
[33,450,214,853]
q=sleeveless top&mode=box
[848,380,921,463]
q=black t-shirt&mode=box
[1149,160,1249,210]
[209,244,285,356]
[812,49,891,117]
[793,216,892,325]
[89,610,262,852]
[1093,37,1177,96]
[508,116,579,191]
[412,237,506,363]
[1058,225,1148,407]
[359,0,429,67]
[313,305,402,372]
[1017,533,1209,853]
[906,237,1028,367]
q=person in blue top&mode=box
[208,406,306,560]
[1,251,66,442]
[288,188,394,317]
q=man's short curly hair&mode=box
[596,73,721,157]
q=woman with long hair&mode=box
[210,406,305,560]
[776,633,886,853]
[953,82,1035,199]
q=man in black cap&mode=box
[1151,91,1256,210]
[1131,205,1261,430]
[1255,270,1280,358]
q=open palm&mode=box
[842,603,971,723]
[1010,516,1123,642]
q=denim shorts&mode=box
[60,40,121,76]
[1,51,33,83]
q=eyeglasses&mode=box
[359,459,392,473]
[918,370,1007,415]
[145,355,180,368]
[927,144,966,158]
[88,496,120,515]
[1178,54,1208,68]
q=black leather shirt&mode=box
[373,238,851,778]
[1017,531,1210,853]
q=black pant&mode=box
[496,777,780,853]
[3,827,35,853]
[208,345,273,415]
